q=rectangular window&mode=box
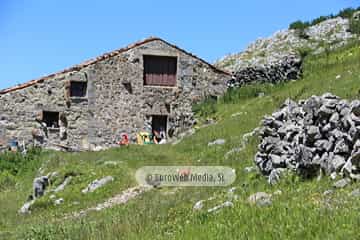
[70,81,87,97]
[143,55,177,87]
[42,111,59,128]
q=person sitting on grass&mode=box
[118,134,129,146]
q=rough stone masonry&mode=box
[0,37,230,151]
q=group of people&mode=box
[119,128,167,146]
[152,129,167,144]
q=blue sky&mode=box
[0,0,359,90]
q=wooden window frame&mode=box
[143,55,177,87]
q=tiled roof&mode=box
[0,37,230,95]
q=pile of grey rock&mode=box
[255,93,360,182]
[228,55,302,87]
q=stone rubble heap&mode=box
[255,93,360,182]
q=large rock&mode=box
[33,176,50,198]
[19,173,57,214]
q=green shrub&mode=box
[192,96,218,118]
[289,20,310,30]
[288,6,360,31]
[310,15,331,25]
[338,7,356,19]
[350,18,360,34]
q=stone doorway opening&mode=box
[151,115,167,134]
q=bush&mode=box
[338,7,356,19]
[288,6,360,31]
[350,18,360,34]
[310,16,331,26]
[289,20,310,30]
[192,96,218,118]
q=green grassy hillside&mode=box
[1,41,360,240]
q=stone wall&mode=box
[0,39,229,151]
[227,55,302,87]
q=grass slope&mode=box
[0,41,360,240]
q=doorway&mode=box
[151,115,167,134]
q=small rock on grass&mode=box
[208,139,226,146]
[350,189,360,197]
[323,190,334,196]
[228,187,237,193]
[54,198,64,205]
[333,178,351,189]
[248,192,272,207]
[193,200,204,211]
[207,201,233,213]
[19,200,35,214]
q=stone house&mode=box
[0,37,230,151]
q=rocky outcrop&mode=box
[82,176,114,193]
[255,93,360,183]
[67,185,152,219]
[19,173,55,214]
[217,16,357,86]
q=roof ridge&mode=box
[0,37,230,95]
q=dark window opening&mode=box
[123,82,133,94]
[210,95,218,102]
[42,111,59,128]
[151,115,167,134]
[70,81,87,97]
[165,103,171,113]
[143,55,177,86]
